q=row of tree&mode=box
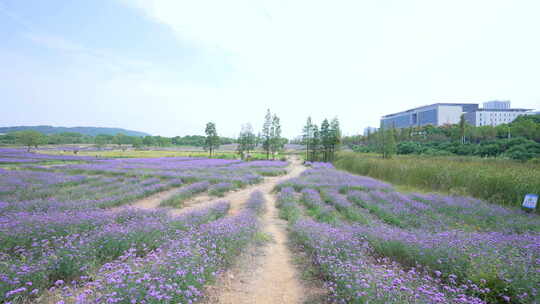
[0,131,238,151]
[7,110,345,162]
[346,115,540,147]
[346,115,540,161]
[204,109,286,159]
[261,109,286,160]
[301,117,341,162]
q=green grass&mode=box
[279,203,302,223]
[335,152,540,212]
[37,149,281,160]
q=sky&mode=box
[1,0,539,138]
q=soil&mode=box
[129,186,185,209]
[203,158,314,304]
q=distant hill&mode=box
[0,126,150,137]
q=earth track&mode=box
[204,158,308,304]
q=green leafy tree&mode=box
[94,134,111,150]
[113,133,132,151]
[262,109,272,160]
[15,130,45,151]
[459,114,467,144]
[142,136,155,146]
[270,115,284,159]
[320,119,331,162]
[511,117,539,141]
[204,122,219,157]
[377,127,396,159]
[237,123,257,159]
[154,136,171,147]
[302,117,314,161]
[329,118,341,161]
[132,137,144,149]
[0,133,17,145]
[386,127,397,158]
[311,124,320,161]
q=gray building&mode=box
[483,100,510,110]
[465,108,532,126]
[380,103,479,128]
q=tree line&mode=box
[204,109,286,159]
[345,114,540,161]
[4,110,350,163]
[301,117,341,162]
[0,131,237,151]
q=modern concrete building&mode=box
[380,101,532,128]
[464,108,531,126]
[380,103,479,128]
[483,100,510,110]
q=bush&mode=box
[503,142,540,161]
[396,141,425,154]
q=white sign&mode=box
[522,194,538,209]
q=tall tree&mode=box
[459,114,467,144]
[113,133,133,151]
[380,127,397,159]
[237,123,256,159]
[262,109,273,160]
[204,122,219,157]
[94,134,110,150]
[320,119,331,162]
[142,136,155,146]
[15,130,45,152]
[329,117,342,161]
[302,117,314,161]
[311,124,320,161]
[270,115,283,159]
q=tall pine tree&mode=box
[270,115,283,159]
[311,124,320,161]
[262,109,272,160]
[302,117,313,161]
[320,119,331,162]
[329,117,341,161]
[204,122,219,157]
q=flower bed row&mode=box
[276,164,540,303]
[1,202,229,303]
[53,191,267,304]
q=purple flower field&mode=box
[278,162,540,303]
[51,193,265,304]
[0,149,287,213]
[0,173,183,213]
[0,148,282,303]
[0,148,98,163]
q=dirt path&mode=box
[204,158,307,304]
[128,186,184,210]
[127,160,303,216]
[173,162,304,217]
